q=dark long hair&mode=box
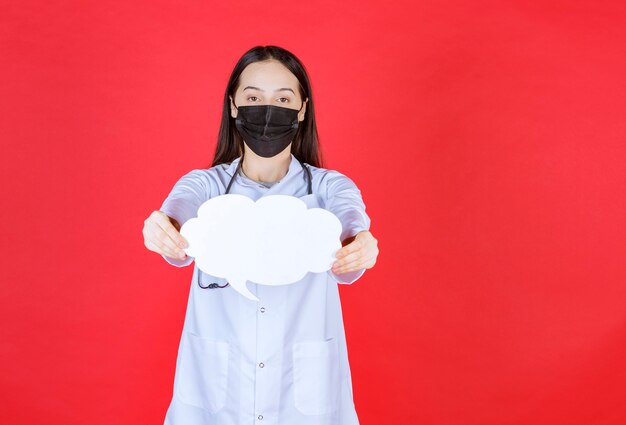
[210,45,323,168]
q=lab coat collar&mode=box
[226,153,302,187]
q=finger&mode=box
[151,225,187,259]
[332,256,364,274]
[332,249,361,269]
[333,251,378,273]
[145,239,182,259]
[146,236,186,259]
[335,238,363,259]
[155,212,189,249]
[332,250,367,273]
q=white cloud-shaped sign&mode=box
[180,194,342,301]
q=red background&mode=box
[2,1,626,424]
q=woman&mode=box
[142,45,379,425]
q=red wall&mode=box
[1,1,625,424]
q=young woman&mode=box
[142,45,379,425]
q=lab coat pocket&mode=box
[292,338,340,415]
[175,331,229,413]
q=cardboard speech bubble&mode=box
[180,194,342,301]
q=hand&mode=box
[142,211,189,260]
[331,230,379,274]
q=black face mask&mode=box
[232,100,304,158]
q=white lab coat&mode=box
[159,154,371,425]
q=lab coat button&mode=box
[259,362,264,368]
[260,307,266,313]
[258,414,264,420]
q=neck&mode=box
[241,146,292,183]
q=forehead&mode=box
[237,60,299,91]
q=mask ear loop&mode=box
[294,99,306,127]
[230,97,246,158]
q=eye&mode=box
[277,97,290,103]
[246,96,259,102]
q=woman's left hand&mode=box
[331,230,379,274]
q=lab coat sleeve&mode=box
[158,169,210,267]
[323,170,372,285]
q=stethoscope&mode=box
[197,156,313,290]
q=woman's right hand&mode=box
[142,210,189,260]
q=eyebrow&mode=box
[242,86,295,94]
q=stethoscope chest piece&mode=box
[198,279,230,289]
